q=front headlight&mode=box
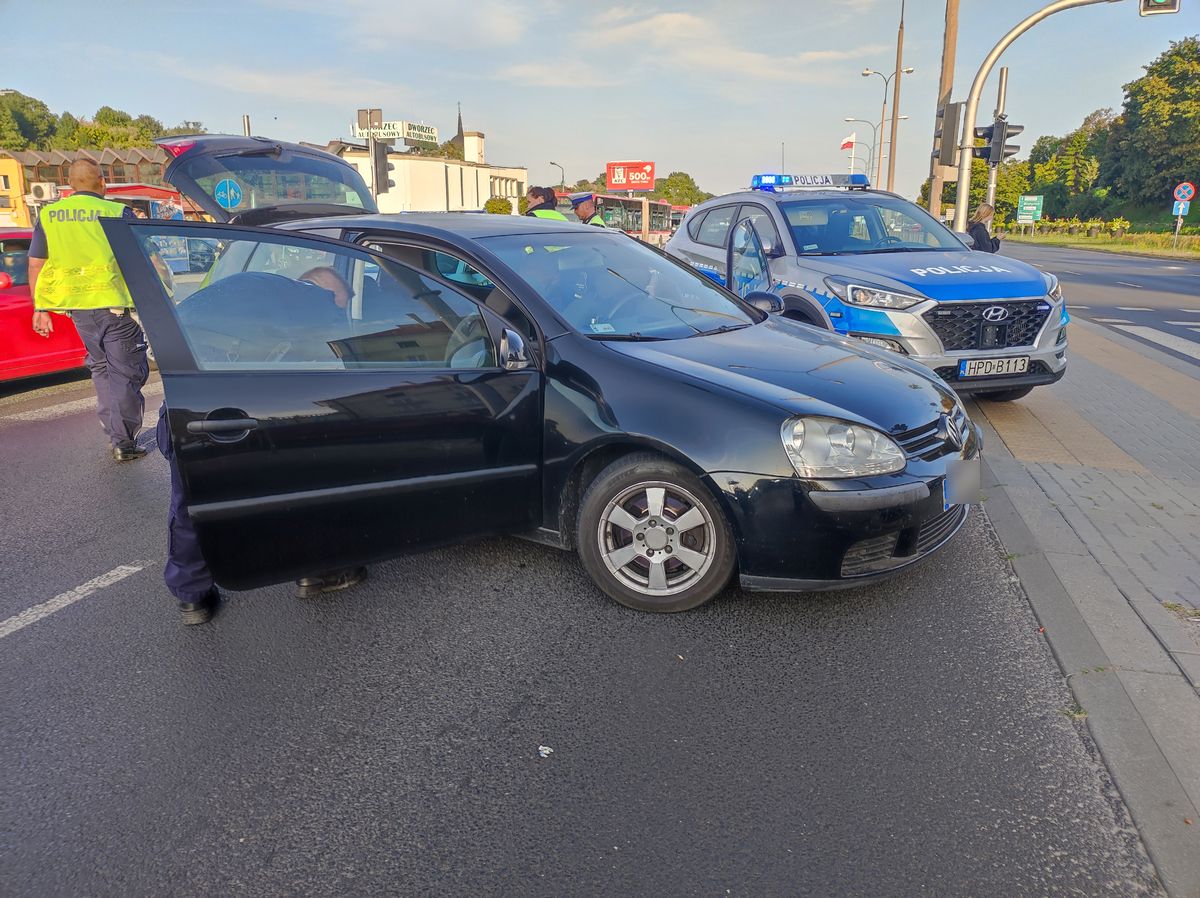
[824,277,923,310]
[1045,273,1063,302]
[780,416,906,479]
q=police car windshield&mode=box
[482,232,758,340]
[781,195,961,256]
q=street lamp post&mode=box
[550,161,565,189]
[862,64,913,189]
[844,117,878,183]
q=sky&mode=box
[3,0,1196,200]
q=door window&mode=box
[736,205,782,255]
[695,205,737,247]
[138,230,495,371]
[728,219,770,297]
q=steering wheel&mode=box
[874,235,904,247]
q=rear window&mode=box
[0,238,30,286]
[173,149,373,215]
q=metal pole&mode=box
[876,88,888,187]
[928,0,959,218]
[846,118,879,184]
[985,67,1007,207]
[849,137,856,175]
[886,0,905,192]
[242,114,251,137]
[953,0,1122,231]
[1174,215,1183,250]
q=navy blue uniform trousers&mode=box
[157,406,215,603]
[70,309,149,449]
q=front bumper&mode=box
[708,446,977,592]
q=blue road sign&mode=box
[1174,200,1190,216]
[214,178,242,210]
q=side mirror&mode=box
[742,291,784,314]
[954,230,976,249]
[763,241,786,259]
[500,328,531,370]
[0,272,12,290]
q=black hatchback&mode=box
[102,135,981,612]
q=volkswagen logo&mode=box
[982,305,1010,322]
[937,413,965,451]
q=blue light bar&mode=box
[751,173,870,191]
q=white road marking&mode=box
[1092,318,1132,324]
[1114,325,1200,362]
[1181,309,1200,315]
[1116,306,1151,311]
[1165,321,1200,326]
[1116,284,1144,290]
[0,380,164,423]
[1066,304,1089,309]
[0,563,149,640]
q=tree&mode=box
[1107,36,1200,206]
[1027,135,1063,168]
[93,106,133,128]
[648,171,713,206]
[0,91,57,150]
[406,139,464,161]
[483,197,512,214]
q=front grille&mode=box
[923,301,1051,351]
[840,532,900,577]
[893,406,971,461]
[916,504,968,554]
[935,360,1050,383]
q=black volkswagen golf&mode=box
[103,135,981,613]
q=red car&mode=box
[0,227,87,382]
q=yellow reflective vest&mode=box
[34,194,133,311]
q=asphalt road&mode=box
[0,376,1166,897]
[1002,242,1200,366]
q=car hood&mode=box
[607,318,958,433]
[803,248,1048,301]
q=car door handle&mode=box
[186,418,259,434]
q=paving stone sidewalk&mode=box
[968,319,1200,898]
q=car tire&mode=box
[977,386,1033,402]
[577,453,736,612]
[783,308,822,327]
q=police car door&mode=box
[101,219,543,591]
[726,219,771,298]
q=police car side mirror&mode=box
[763,241,786,259]
[954,230,976,249]
[743,291,784,314]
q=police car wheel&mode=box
[978,386,1033,402]
[577,454,735,613]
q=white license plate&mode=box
[943,457,981,511]
[958,356,1029,377]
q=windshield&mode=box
[781,195,962,256]
[1,238,30,286]
[483,232,758,340]
[173,149,372,214]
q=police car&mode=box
[665,174,1068,401]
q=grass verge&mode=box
[1005,233,1199,261]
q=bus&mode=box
[555,192,677,246]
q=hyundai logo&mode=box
[982,305,1010,322]
[937,414,965,451]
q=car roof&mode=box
[695,188,908,208]
[277,212,612,239]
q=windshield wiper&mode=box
[693,323,750,337]
[587,332,670,342]
[858,246,942,254]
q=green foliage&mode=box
[483,197,512,215]
[0,91,56,150]
[406,139,464,161]
[0,91,205,151]
[647,171,713,206]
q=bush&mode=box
[483,197,513,215]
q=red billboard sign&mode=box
[606,161,656,192]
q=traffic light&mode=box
[933,101,963,167]
[370,137,394,195]
[1140,0,1181,15]
[993,121,1024,164]
[972,123,995,161]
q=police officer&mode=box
[28,159,149,462]
[523,186,569,220]
[569,192,606,227]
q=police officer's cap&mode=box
[569,192,595,207]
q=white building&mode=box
[318,126,526,215]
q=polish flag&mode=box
[840,132,857,150]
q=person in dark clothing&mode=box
[967,203,1002,253]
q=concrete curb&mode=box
[976,406,1200,898]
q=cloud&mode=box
[266,0,529,48]
[590,12,886,83]
[497,61,620,88]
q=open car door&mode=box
[726,218,772,298]
[156,135,377,226]
[102,218,543,590]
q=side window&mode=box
[686,209,708,240]
[879,207,940,246]
[368,241,537,342]
[139,229,496,372]
[736,205,782,253]
[695,205,737,247]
